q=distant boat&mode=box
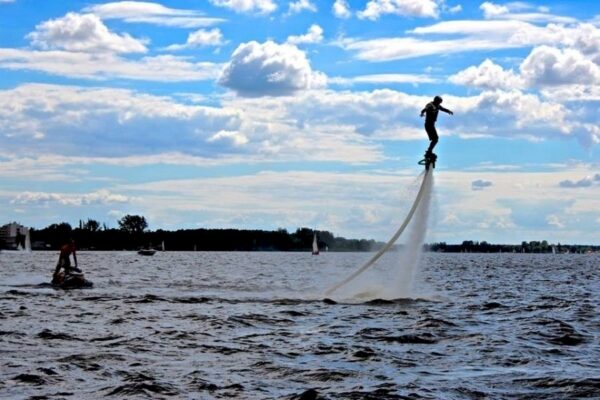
[552,246,556,254]
[312,232,319,255]
[161,241,165,252]
[137,249,156,256]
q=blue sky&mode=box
[1,0,599,244]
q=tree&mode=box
[83,218,100,232]
[118,215,148,234]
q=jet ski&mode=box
[52,271,93,289]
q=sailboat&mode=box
[312,232,319,255]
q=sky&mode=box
[0,0,599,244]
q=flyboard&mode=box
[324,154,436,296]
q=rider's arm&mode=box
[439,106,453,115]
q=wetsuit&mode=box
[421,102,451,155]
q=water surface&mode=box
[1,251,599,399]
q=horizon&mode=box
[1,0,599,244]
[5,220,600,249]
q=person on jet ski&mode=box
[420,95,453,158]
[52,239,81,284]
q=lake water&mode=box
[1,251,599,399]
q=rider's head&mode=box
[433,95,443,105]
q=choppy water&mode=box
[1,250,599,399]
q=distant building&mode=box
[0,222,29,250]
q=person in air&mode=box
[420,95,453,158]
[52,239,81,284]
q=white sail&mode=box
[161,241,165,251]
[312,232,319,255]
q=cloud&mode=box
[85,1,224,28]
[286,24,323,45]
[207,130,249,146]
[545,214,565,228]
[27,12,147,54]
[358,0,440,20]
[520,46,600,86]
[451,45,600,91]
[333,0,351,19]
[342,20,600,63]
[165,28,226,51]
[11,189,129,206]
[0,48,222,81]
[209,0,276,14]
[1,81,596,173]
[480,1,577,23]
[287,0,317,15]
[218,41,326,97]
[0,83,243,158]
[471,179,493,190]
[449,59,524,90]
[446,4,462,14]
[0,84,385,164]
[559,175,598,188]
[329,73,437,85]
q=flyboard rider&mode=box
[420,95,453,160]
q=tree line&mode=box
[18,215,383,252]
[4,215,599,253]
[427,240,600,254]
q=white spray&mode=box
[325,170,434,300]
[382,171,433,298]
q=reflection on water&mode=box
[1,251,599,399]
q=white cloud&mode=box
[209,0,277,14]
[329,73,437,85]
[27,12,147,54]
[0,48,222,81]
[546,214,565,228]
[85,1,224,28]
[12,189,129,206]
[218,41,326,97]
[480,1,576,23]
[447,4,462,14]
[287,0,317,15]
[450,59,524,89]
[286,24,323,45]
[480,1,508,18]
[451,45,600,93]
[207,130,249,146]
[0,84,384,164]
[0,83,243,158]
[358,0,440,20]
[333,0,351,19]
[165,28,226,51]
[541,85,600,101]
[520,46,600,86]
[1,82,596,173]
[341,20,599,63]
